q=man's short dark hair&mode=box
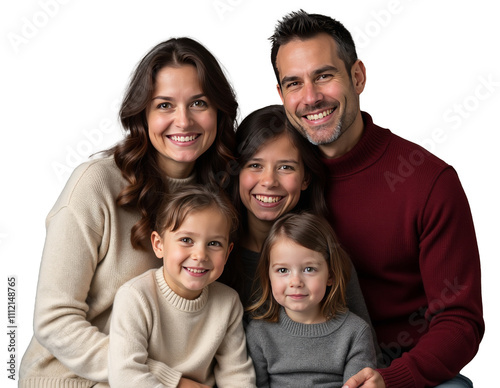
[270,10,358,86]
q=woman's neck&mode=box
[242,213,273,253]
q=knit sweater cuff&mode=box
[146,358,182,387]
[377,364,414,388]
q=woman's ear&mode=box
[151,231,164,259]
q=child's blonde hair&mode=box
[247,212,351,322]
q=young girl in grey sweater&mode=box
[245,212,377,388]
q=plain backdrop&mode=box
[1,0,498,386]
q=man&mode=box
[270,10,483,388]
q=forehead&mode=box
[252,133,301,158]
[275,33,345,80]
[154,65,202,92]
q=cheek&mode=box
[239,172,254,197]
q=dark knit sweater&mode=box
[322,112,484,387]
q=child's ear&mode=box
[225,242,234,263]
[327,272,334,287]
[151,231,164,259]
[301,172,311,191]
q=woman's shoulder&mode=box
[70,156,122,184]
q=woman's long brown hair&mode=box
[105,37,237,250]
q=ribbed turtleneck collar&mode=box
[165,171,196,191]
[278,308,348,337]
[322,112,391,177]
[155,268,209,312]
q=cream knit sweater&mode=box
[19,157,195,388]
[109,268,256,388]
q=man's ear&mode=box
[151,231,164,259]
[351,59,367,95]
[277,83,284,103]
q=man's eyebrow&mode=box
[312,65,339,76]
[280,65,339,86]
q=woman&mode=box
[19,37,237,388]
[221,105,373,333]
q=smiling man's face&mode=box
[276,33,366,158]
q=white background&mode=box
[1,0,498,386]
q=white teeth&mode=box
[171,135,197,142]
[256,195,282,203]
[186,268,207,274]
[306,108,333,121]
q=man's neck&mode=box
[320,111,364,159]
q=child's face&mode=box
[239,133,309,223]
[151,206,233,300]
[269,237,333,324]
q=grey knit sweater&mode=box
[245,308,376,388]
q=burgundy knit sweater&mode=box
[323,112,484,387]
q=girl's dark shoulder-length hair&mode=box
[104,37,238,250]
[247,211,351,322]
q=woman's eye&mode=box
[158,102,172,109]
[247,163,260,169]
[191,100,208,108]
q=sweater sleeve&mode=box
[343,320,377,383]
[33,205,110,382]
[245,321,270,388]
[213,295,256,388]
[378,167,484,387]
[109,284,182,388]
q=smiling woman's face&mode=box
[239,133,309,223]
[147,65,218,178]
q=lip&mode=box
[167,133,201,145]
[287,294,308,300]
[252,194,285,208]
[302,107,336,125]
[183,266,209,277]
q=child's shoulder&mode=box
[117,268,158,294]
[209,281,240,300]
[340,310,371,331]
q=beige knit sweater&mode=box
[109,268,256,388]
[19,156,195,388]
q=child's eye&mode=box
[277,268,289,274]
[208,241,222,247]
[278,165,294,171]
[180,237,193,244]
[246,163,261,169]
[304,267,315,273]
